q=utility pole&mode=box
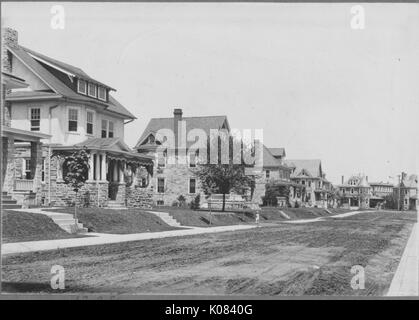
[397,174,401,211]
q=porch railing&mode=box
[14,179,34,191]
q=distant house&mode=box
[369,181,393,208]
[393,173,417,211]
[284,159,333,208]
[134,108,230,206]
[2,27,153,208]
[338,175,371,209]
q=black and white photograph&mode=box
[0,1,418,303]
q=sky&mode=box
[2,2,418,185]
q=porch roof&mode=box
[1,126,51,142]
[52,138,154,166]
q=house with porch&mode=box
[283,159,333,208]
[2,27,153,208]
[337,174,371,209]
[134,108,230,206]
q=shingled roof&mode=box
[268,147,286,158]
[6,44,135,119]
[135,115,229,149]
[284,159,323,178]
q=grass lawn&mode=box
[2,210,87,243]
[2,210,416,295]
[42,207,182,234]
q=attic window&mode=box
[77,79,87,94]
[98,86,106,101]
[88,83,97,98]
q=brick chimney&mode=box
[173,108,183,152]
[2,27,18,73]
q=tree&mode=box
[54,148,90,224]
[194,134,254,212]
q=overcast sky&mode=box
[2,2,418,185]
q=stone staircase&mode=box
[107,200,127,210]
[41,211,88,234]
[147,211,182,227]
[2,192,21,209]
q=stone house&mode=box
[283,159,333,208]
[393,173,417,211]
[134,108,231,206]
[2,27,153,208]
[337,174,371,209]
[369,181,394,208]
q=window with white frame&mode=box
[157,178,165,193]
[86,111,94,135]
[77,79,87,94]
[30,107,40,131]
[88,82,97,97]
[108,121,114,138]
[101,119,107,138]
[189,178,196,194]
[23,159,31,179]
[98,86,106,101]
[68,108,78,132]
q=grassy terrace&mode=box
[42,207,182,234]
[2,210,416,295]
[2,210,87,243]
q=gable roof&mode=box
[74,137,132,152]
[135,115,229,149]
[268,147,286,158]
[6,45,135,119]
[284,159,322,178]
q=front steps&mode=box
[2,192,21,209]
[147,211,182,227]
[107,200,127,210]
[47,213,88,234]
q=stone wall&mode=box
[126,186,154,208]
[52,180,109,207]
[152,163,202,206]
[2,136,15,193]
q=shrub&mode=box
[190,194,201,210]
[177,195,187,207]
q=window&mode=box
[351,188,354,194]
[158,150,167,168]
[68,108,78,132]
[189,178,196,194]
[189,150,198,167]
[308,181,311,187]
[30,108,40,131]
[86,111,94,135]
[88,83,97,97]
[23,159,31,179]
[157,178,165,193]
[98,86,106,101]
[108,121,114,138]
[302,180,305,185]
[265,170,270,178]
[101,120,107,138]
[77,79,87,94]
[41,158,45,182]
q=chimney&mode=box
[366,176,368,182]
[173,108,183,152]
[2,27,18,73]
[341,175,344,184]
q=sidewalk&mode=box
[387,223,418,296]
[2,224,257,255]
[281,210,369,224]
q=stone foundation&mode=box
[126,186,154,208]
[51,180,109,207]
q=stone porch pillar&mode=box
[95,153,101,180]
[113,159,118,182]
[119,161,125,183]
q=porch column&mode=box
[132,165,138,186]
[113,159,118,182]
[95,153,101,180]
[88,152,95,181]
[119,160,125,183]
[100,153,107,181]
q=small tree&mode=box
[195,134,254,212]
[55,148,90,224]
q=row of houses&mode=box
[1,28,417,211]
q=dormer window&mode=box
[98,86,106,101]
[88,83,97,98]
[77,79,87,94]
